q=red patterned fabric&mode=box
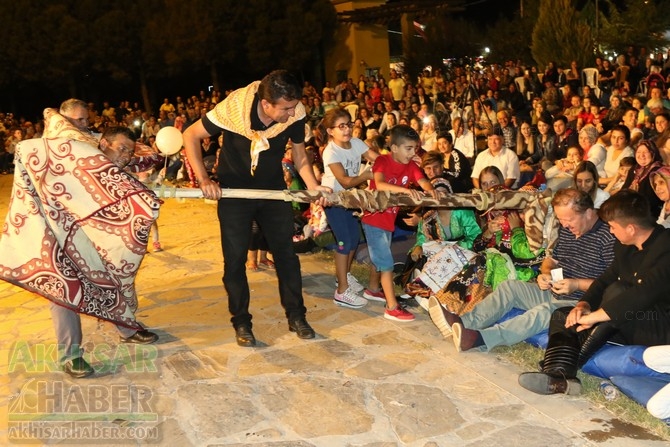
[0,138,160,329]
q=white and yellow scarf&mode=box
[211,80,305,175]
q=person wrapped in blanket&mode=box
[408,165,542,314]
[398,151,481,303]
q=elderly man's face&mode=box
[488,135,503,153]
[63,106,89,131]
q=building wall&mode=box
[328,0,391,84]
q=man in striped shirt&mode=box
[430,188,616,352]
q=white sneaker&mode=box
[335,273,365,294]
[415,295,429,312]
[346,273,365,293]
[334,287,367,309]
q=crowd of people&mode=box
[1,51,670,422]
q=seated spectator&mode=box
[600,124,634,186]
[494,109,516,153]
[471,132,520,189]
[420,115,438,152]
[400,153,481,301]
[552,115,577,162]
[651,166,670,228]
[623,139,665,217]
[604,156,635,195]
[435,133,473,193]
[578,124,607,179]
[419,166,541,313]
[429,188,615,352]
[519,190,670,396]
[449,116,476,161]
[574,161,610,209]
[545,146,584,192]
[563,95,582,129]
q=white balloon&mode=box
[155,126,183,155]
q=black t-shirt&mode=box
[202,95,305,190]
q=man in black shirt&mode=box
[519,190,670,395]
[183,70,329,347]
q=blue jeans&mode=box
[217,198,306,328]
[362,223,394,272]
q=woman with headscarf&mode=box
[623,140,664,217]
[650,166,670,228]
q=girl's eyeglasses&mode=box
[332,122,354,130]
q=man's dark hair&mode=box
[553,115,568,125]
[598,189,655,229]
[101,126,135,143]
[257,70,302,104]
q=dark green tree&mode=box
[531,0,592,69]
[485,1,538,64]
[597,0,670,54]
[404,16,480,80]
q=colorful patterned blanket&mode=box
[0,137,160,329]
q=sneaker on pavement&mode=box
[452,322,484,352]
[363,288,386,302]
[415,295,429,312]
[347,273,364,293]
[334,288,367,309]
[335,273,365,294]
[428,296,462,338]
[384,306,415,321]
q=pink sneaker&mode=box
[363,288,386,303]
[384,306,415,321]
[153,241,163,252]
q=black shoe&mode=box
[518,372,582,395]
[288,317,315,339]
[235,325,256,347]
[120,329,159,344]
[63,357,94,378]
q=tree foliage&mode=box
[531,0,593,69]
[404,16,480,80]
[597,0,670,53]
[486,1,538,64]
[0,0,337,117]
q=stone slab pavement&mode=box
[0,174,667,446]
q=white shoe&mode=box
[334,287,367,309]
[415,295,429,312]
[334,273,364,294]
[428,296,453,338]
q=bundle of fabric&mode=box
[0,113,160,329]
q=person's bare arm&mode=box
[182,120,221,199]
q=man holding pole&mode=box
[183,70,329,347]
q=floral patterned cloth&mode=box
[0,137,160,329]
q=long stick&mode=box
[152,186,548,212]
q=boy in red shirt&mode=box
[362,125,441,321]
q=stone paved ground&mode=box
[0,174,668,446]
